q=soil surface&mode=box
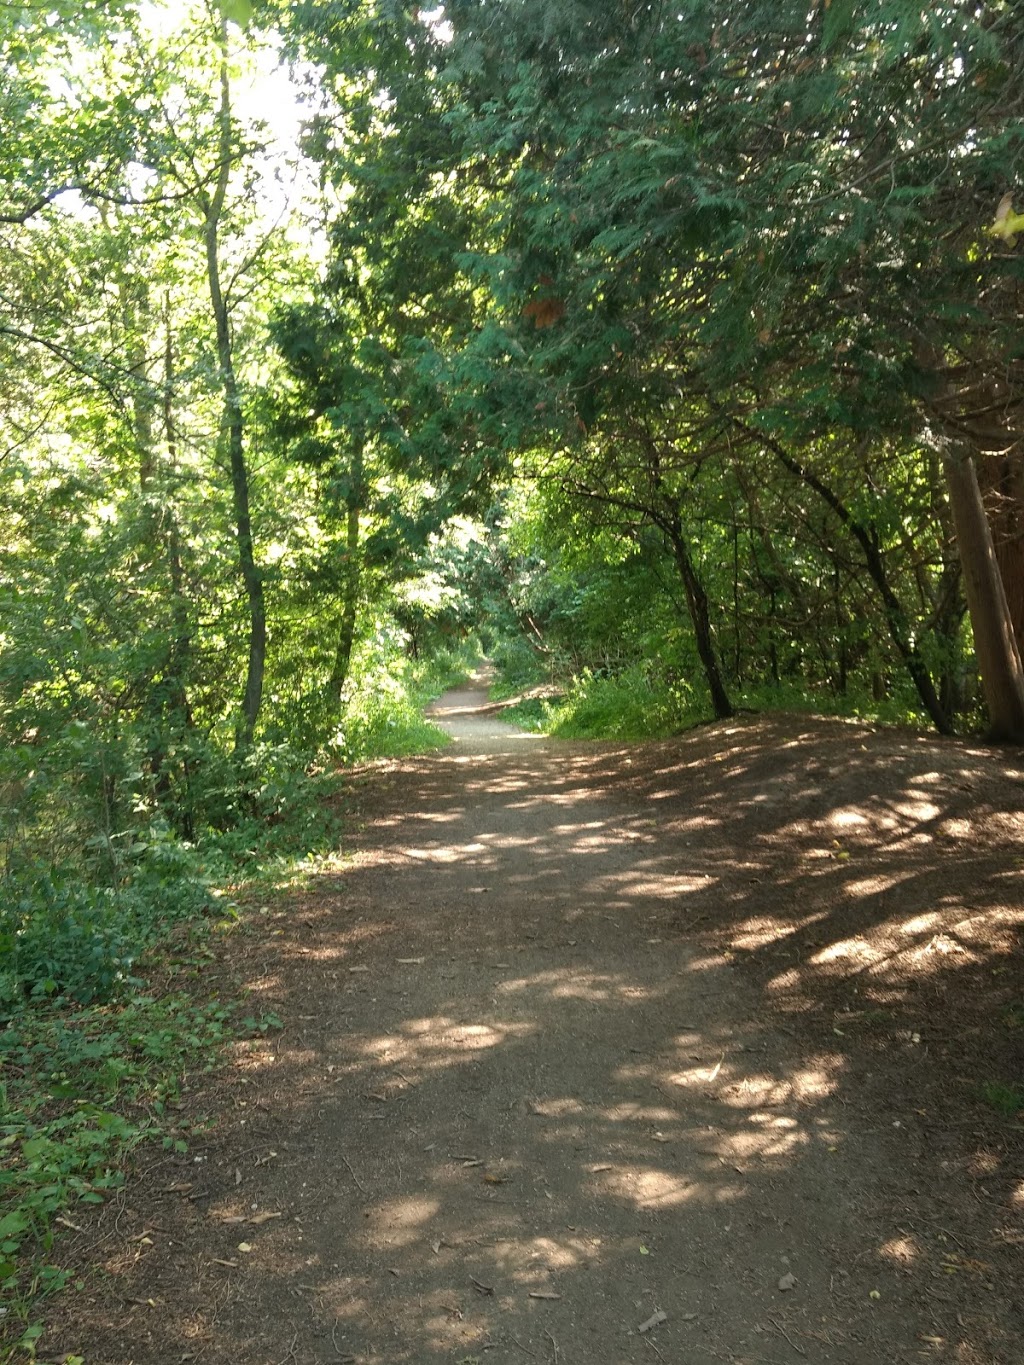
[44,671,1024,1364]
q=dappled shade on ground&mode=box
[44,682,1024,1364]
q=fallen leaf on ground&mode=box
[396,957,425,964]
[529,1290,562,1300]
[162,1182,194,1194]
[248,1211,283,1225]
[778,1272,797,1291]
[237,1242,253,1253]
[638,1309,667,1333]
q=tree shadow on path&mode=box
[49,695,1024,1365]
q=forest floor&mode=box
[46,670,1024,1365]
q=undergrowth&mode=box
[498,666,698,740]
[330,637,472,762]
[0,639,471,1358]
[0,884,236,1359]
[494,662,939,741]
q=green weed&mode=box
[501,666,699,741]
[981,1080,1024,1118]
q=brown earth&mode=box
[40,672,1024,1364]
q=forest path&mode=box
[61,676,1024,1365]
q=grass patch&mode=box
[333,642,475,763]
[497,696,552,732]
[981,1079,1024,1118]
[497,667,699,741]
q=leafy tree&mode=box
[352,0,1022,735]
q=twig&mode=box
[767,1315,807,1357]
[902,1216,971,1251]
[509,1335,539,1359]
[545,1329,559,1365]
[342,1154,368,1194]
[274,1332,299,1365]
[644,1337,665,1360]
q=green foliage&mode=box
[981,1080,1024,1119]
[329,627,474,764]
[505,666,697,742]
[0,982,231,1321]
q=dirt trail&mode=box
[53,673,1024,1364]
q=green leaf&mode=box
[0,1210,28,1238]
[218,0,253,27]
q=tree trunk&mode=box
[754,427,954,734]
[161,299,194,729]
[975,446,1024,661]
[943,446,1024,742]
[327,441,363,707]
[206,24,266,753]
[665,512,735,719]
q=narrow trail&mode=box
[59,673,1024,1365]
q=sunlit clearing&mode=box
[879,1234,920,1265]
[489,1236,585,1274]
[844,872,912,898]
[969,1151,1000,1176]
[595,1165,695,1209]
[813,937,880,966]
[496,968,656,1003]
[730,913,824,950]
[893,797,941,821]
[529,1097,585,1118]
[360,1195,441,1249]
[718,1116,808,1164]
[355,1017,533,1071]
[608,871,718,896]
[900,912,942,934]
[601,1101,680,1123]
[830,808,868,828]
[910,932,978,965]
[721,1064,841,1107]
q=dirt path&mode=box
[53,674,1024,1364]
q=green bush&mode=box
[508,666,699,741]
[3,875,135,1007]
[328,631,475,764]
